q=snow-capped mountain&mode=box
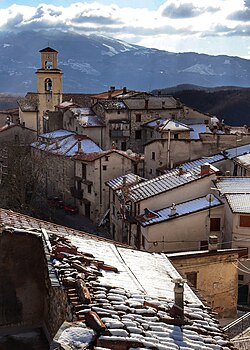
[0,30,250,94]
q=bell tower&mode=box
[36,47,63,133]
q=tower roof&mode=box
[39,47,58,53]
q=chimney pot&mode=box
[170,203,177,217]
[200,163,210,176]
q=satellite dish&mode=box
[126,149,133,155]
[206,193,215,203]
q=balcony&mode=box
[110,130,130,138]
[70,187,83,200]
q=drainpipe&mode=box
[167,129,171,169]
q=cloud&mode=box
[161,1,219,19]
[228,9,250,21]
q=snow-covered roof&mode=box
[31,134,102,157]
[124,165,218,203]
[159,153,225,174]
[225,194,250,214]
[0,208,234,350]
[190,124,211,139]
[39,129,74,139]
[136,196,223,227]
[106,173,145,191]
[215,177,250,194]
[223,144,250,159]
[234,153,250,169]
[160,119,191,132]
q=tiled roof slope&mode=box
[0,209,235,350]
[214,177,250,214]
[136,196,223,227]
[122,166,218,203]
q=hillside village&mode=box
[0,47,250,349]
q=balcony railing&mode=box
[110,130,130,138]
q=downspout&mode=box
[99,158,102,206]
[167,129,171,169]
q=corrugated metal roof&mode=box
[224,144,250,159]
[215,177,250,194]
[137,196,222,227]
[225,194,250,213]
[127,166,217,202]
[106,173,145,191]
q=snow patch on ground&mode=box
[180,64,217,75]
[58,326,95,349]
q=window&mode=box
[103,165,107,171]
[174,133,179,139]
[45,78,52,92]
[105,156,109,161]
[150,131,153,138]
[135,130,141,139]
[151,151,155,160]
[136,114,141,122]
[76,126,78,132]
[149,169,153,174]
[88,184,92,194]
[186,272,197,288]
[82,163,86,179]
[239,275,244,281]
[210,218,221,231]
[240,215,250,227]
[121,142,126,151]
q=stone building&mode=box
[72,149,144,223]
[31,130,102,202]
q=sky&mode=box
[0,0,250,58]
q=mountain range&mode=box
[1,30,250,94]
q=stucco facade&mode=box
[168,250,240,318]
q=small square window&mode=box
[239,274,244,281]
[135,130,141,139]
[88,184,92,194]
[103,165,107,171]
[136,114,141,122]
[174,133,178,139]
[151,152,155,160]
[105,156,109,161]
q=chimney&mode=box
[108,90,112,99]
[178,166,184,176]
[122,86,127,94]
[169,203,177,217]
[172,279,184,320]
[110,86,115,92]
[77,139,82,153]
[200,163,210,176]
[208,235,218,252]
[225,170,230,176]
